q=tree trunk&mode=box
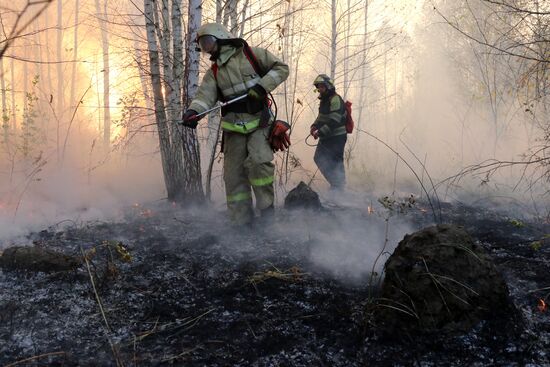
[95,0,111,150]
[343,0,351,100]
[356,0,368,132]
[70,0,79,116]
[182,0,205,202]
[134,38,153,115]
[330,0,337,80]
[44,13,53,132]
[56,0,63,161]
[238,0,249,38]
[10,58,16,132]
[216,0,223,23]
[1,58,8,146]
[144,0,184,201]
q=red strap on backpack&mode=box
[210,42,264,103]
[212,63,218,79]
[210,42,265,81]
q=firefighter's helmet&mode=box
[196,23,234,41]
[313,74,335,90]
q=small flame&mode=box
[538,299,547,312]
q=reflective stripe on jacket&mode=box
[189,44,289,133]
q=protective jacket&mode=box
[189,44,289,134]
[311,91,347,139]
[189,42,288,226]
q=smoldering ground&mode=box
[1,194,550,366]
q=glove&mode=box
[247,84,267,114]
[270,134,291,152]
[310,125,319,140]
[181,109,199,129]
[269,120,291,152]
[247,84,266,101]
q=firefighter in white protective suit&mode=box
[180,23,289,227]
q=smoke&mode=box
[0,142,165,244]
[279,191,414,282]
[2,0,548,247]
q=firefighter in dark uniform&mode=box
[310,74,347,190]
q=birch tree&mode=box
[144,0,204,203]
[183,0,205,200]
[330,0,337,80]
[70,0,80,114]
[436,0,550,181]
[56,0,64,141]
[95,0,111,150]
[1,57,8,146]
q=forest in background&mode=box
[0,0,548,239]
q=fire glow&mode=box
[538,299,547,312]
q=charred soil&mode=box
[0,199,549,366]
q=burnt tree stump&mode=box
[0,246,80,272]
[284,181,322,210]
[378,224,511,333]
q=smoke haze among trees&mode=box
[0,0,548,240]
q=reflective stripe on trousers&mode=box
[223,127,274,225]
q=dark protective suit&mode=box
[311,90,347,190]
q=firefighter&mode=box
[181,23,289,226]
[310,74,347,191]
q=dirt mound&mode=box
[284,181,322,210]
[378,224,511,333]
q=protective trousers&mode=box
[314,134,347,190]
[223,127,275,225]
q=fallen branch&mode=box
[248,265,306,284]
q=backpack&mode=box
[344,100,354,134]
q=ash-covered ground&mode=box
[0,194,549,366]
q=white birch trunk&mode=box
[23,41,29,158]
[95,0,111,150]
[145,0,179,200]
[183,0,204,201]
[343,0,351,100]
[356,0,368,132]
[70,0,79,114]
[44,13,54,128]
[160,0,175,124]
[229,0,238,34]
[134,38,153,115]
[216,0,223,23]
[1,58,8,145]
[330,0,337,80]
[10,58,16,131]
[238,0,249,38]
[56,0,63,160]
[34,19,48,135]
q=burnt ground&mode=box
[0,196,549,366]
